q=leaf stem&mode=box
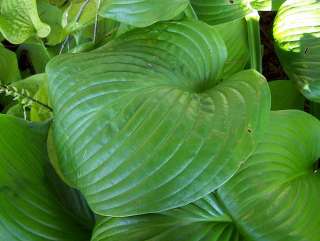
[245,10,262,73]
[184,3,198,20]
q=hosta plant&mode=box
[0,0,319,241]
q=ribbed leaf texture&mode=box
[219,110,320,241]
[274,0,320,102]
[99,0,189,27]
[0,115,90,241]
[47,20,270,217]
[91,193,245,241]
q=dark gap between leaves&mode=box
[260,12,287,81]
[313,158,320,173]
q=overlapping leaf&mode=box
[274,0,320,102]
[0,0,51,44]
[99,0,189,27]
[47,20,270,216]
[212,19,249,78]
[0,44,20,84]
[219,110,320,241]
[191,0,252,25]
[91,193,244,241]
[269,79,304,110]
[250,0,285,11]
[0,115,90,241]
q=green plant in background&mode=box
[0,0,319,240]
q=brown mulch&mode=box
[260,11,287,81]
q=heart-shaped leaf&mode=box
[91,193,245,241]
[273,0,320,102]
[219,110,320,241]
[99,0,189,27]
[191,0,252,25]
[0,0,51,44]
[0,115,90,241]
[47,20,270,216]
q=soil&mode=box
[260,11,287,81]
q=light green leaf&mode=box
[30,77,52,122]
[91,193,244,241]
[0,45,20,84]
[0,115,90,241]
[273,0,320,102]
[62,0,98,33]
[10,74,52,121]
[11,73,47,96]
[269,79,305,110]
[250,0,285,11]
[0,0,51,44]
[219,110,320,241]
[191,0,253,25]
[99,0,189,27]
[212,19,249,78]
[47,20,270,216]
[38,0,67,45]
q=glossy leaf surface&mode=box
[92,193,244,241]
[0,115,90,241]
[274,0,320,102]
[99,0,189,27]
[47,20,270,216]
[219,110,320,241]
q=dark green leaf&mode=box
[269,79,305,110]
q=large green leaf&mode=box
[99,0,189,27]
[47,20,270,216]
[0,0,51,44]
[273,0,320,102]
[91,193,244,241]
[191,0,252,25]
[219,110,320,241]
[0,115,90,241]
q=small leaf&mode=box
[0,45,20,84]
[250,0,285,11]
[0,0,51,44]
